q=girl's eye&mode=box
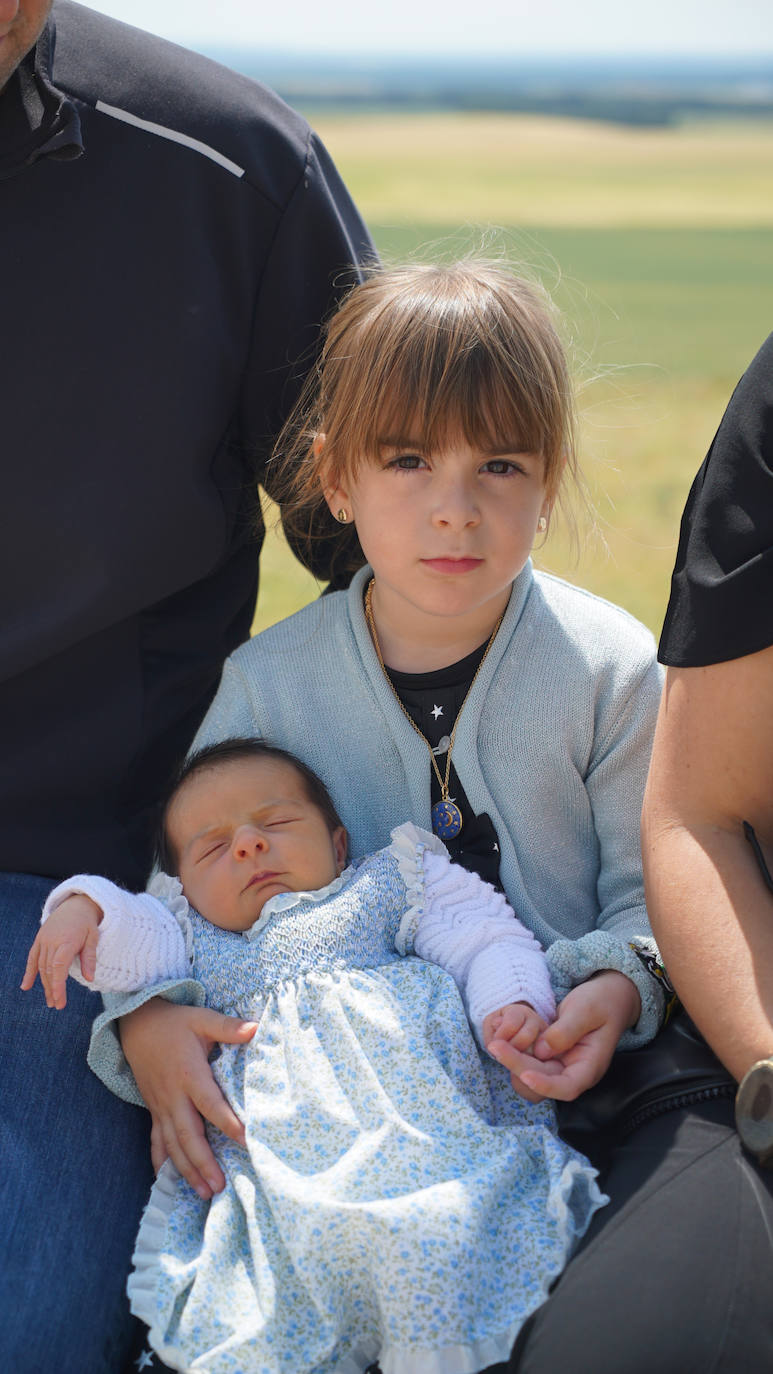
[386,454,427,472]
[481,459,519,476]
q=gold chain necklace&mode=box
[364,577,505,839]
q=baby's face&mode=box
[166,757,347,931]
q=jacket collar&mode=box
[0,14,82,180]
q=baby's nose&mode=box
[233,825,267,857]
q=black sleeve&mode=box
[242,130,374,586]
[659,332,773,666]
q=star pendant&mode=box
[136,1350,155,1371]
[431,704,444,720]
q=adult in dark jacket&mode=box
[0,3,372,1369]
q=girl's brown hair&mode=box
[270,259,577,583]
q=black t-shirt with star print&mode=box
[384,643,503,889]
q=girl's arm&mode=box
[117,999,256,1198]
[506,646,666,1099]
[544,651,667,1053]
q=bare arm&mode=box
[642,648,773,1080]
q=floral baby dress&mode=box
[75,828,608,1373]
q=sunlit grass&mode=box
[307,112,773,227]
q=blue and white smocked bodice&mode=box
[188,850,407,1017]
[127,845,605,1374]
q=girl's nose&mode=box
[232,825,267,859]
[431,479,480,529]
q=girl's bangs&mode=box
[350,335,548,466]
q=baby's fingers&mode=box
[79,926,99,983]
[511,1008,546,1049]
[41,942,75,1009]
[20,936,43,993]
[481,1010,504,1047]
[490,1005,545,1052]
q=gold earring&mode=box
[336,509,348,524]
[537,516,547,533]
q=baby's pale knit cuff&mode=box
[42,874,190,992]
[467,941,556,1043]
[545,930,665,1048]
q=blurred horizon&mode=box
[83,0,773,59]
[79,2,773,126]
[210,51,773,127]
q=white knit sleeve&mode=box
[411,849,556,1043]
[40,874,191,993]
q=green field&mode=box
[254,113,773,637]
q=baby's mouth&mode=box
[244,870,282,891]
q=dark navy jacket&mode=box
[1,1,372,886]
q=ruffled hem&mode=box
[130,1181,520,1374]
[387,822,448,955]
[126,1148,605,1374]
[127,1162,193,1373]
[380,1328,517,1374]
[550,1153,607,1245]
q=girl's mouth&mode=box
[421,557,483,575]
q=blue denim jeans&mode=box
[0,872,157,1373]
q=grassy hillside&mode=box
[254,114,773,637]
[304,113,773,227]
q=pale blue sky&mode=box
[84,0,773,58]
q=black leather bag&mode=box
[556,1008,735,1148]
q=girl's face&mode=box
[166,757,347,931]
[325,437,550,658]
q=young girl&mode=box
[25,737,606,1374]
[49,261,669,1370]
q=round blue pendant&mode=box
[431,799,463,839]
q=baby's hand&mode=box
[494,971,641,1102]
[20,894,103,1009]
[483,1002,548,1100]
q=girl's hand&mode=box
[119,999,257,1199]
[20,894,103,1009]
[489,971,641,1102]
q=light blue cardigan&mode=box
[90,562,665,1101]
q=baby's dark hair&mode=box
[155,737,345,875]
